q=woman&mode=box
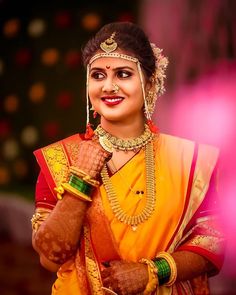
[31,22,225,294]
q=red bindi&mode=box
[106,65,110,69]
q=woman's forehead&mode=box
[90,56,137,69]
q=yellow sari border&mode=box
[84,224,104,294]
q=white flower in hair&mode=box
[145,43,168,116]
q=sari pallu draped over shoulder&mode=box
[34,133,225,295]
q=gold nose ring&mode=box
[112,84,119,94]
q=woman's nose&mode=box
[102,79,116,93]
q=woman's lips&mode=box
[101,96,124,106]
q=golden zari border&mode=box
[42,143,70,186]
[188,235,224,255]
[84,224,104,294]
[168,144,219,252]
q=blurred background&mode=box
[0,0,235,294]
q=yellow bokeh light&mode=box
[29,82,46,103]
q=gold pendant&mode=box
[131,225,137,231]
[99,136,113,153]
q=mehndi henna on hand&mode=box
[34,194,88,264]
[34,139,112,265]
[101,260,149,295]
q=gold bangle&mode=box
[54,183,92,202]
[155,252,177,286]
[62,183,92,202]
[139,258,158,295]
[70,166,100,187]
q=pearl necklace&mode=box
[101,141,156,231]
[94,124,154,152]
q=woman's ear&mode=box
[145,80,154,93]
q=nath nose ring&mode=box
[112,84,119,93]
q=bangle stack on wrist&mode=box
[140,251,177,293]
[54,166,99,202]
[153,257,170,285]
[154,252,177,287]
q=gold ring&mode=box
[101,287,118,295]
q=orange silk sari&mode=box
[34,133,225,295]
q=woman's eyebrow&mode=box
[90,66,135,71]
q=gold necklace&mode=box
[95,124,154,151]
[101,141,156,231]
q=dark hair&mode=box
[82,22,156,79]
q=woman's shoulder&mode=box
[159,132,194,145]
[157,133,195,153]
[157,133,219,161]
[34,133,84,157]
[40,133,83,148]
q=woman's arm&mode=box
[101,251,216,295]
[32,139,111,270]
[32,193,88,267]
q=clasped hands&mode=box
[101,260,149,295]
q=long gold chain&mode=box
[101,141,156,231]
[95,124,154,151]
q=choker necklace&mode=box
[101,141,156,231]
[94,124,154,152]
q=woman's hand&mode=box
[77,139,112,179]
[101,260,149,295]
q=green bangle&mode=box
[153,258,171,285]
[69,174,94,196]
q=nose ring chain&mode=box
[112,84,119,94]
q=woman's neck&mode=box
[100,117,145,139]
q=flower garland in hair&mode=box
[145,44,168,117]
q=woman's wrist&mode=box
[153,252,177,286]
[54,166,99,202]
[139,251,177,293]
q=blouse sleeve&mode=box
[35,171,57,210]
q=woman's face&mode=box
[88,55,148,124]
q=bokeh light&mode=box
[54,11,72,29]
[28,82,46,103]
[56,91,73,109]
[2,138,20,160]
[64,50,81,69]
[28,18,46,37]
[13,158,29,179]
[3,95,19,113]
[43,121,60,139]
[3,18,21,38]
[15,48,32,66]
[81,13,101,31]
[0,165,10,185]
[21,125,39,147]
[41,48,60,66]
[0,120,11,139]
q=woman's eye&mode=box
[117,71,132,78]
[91,72,105,79]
